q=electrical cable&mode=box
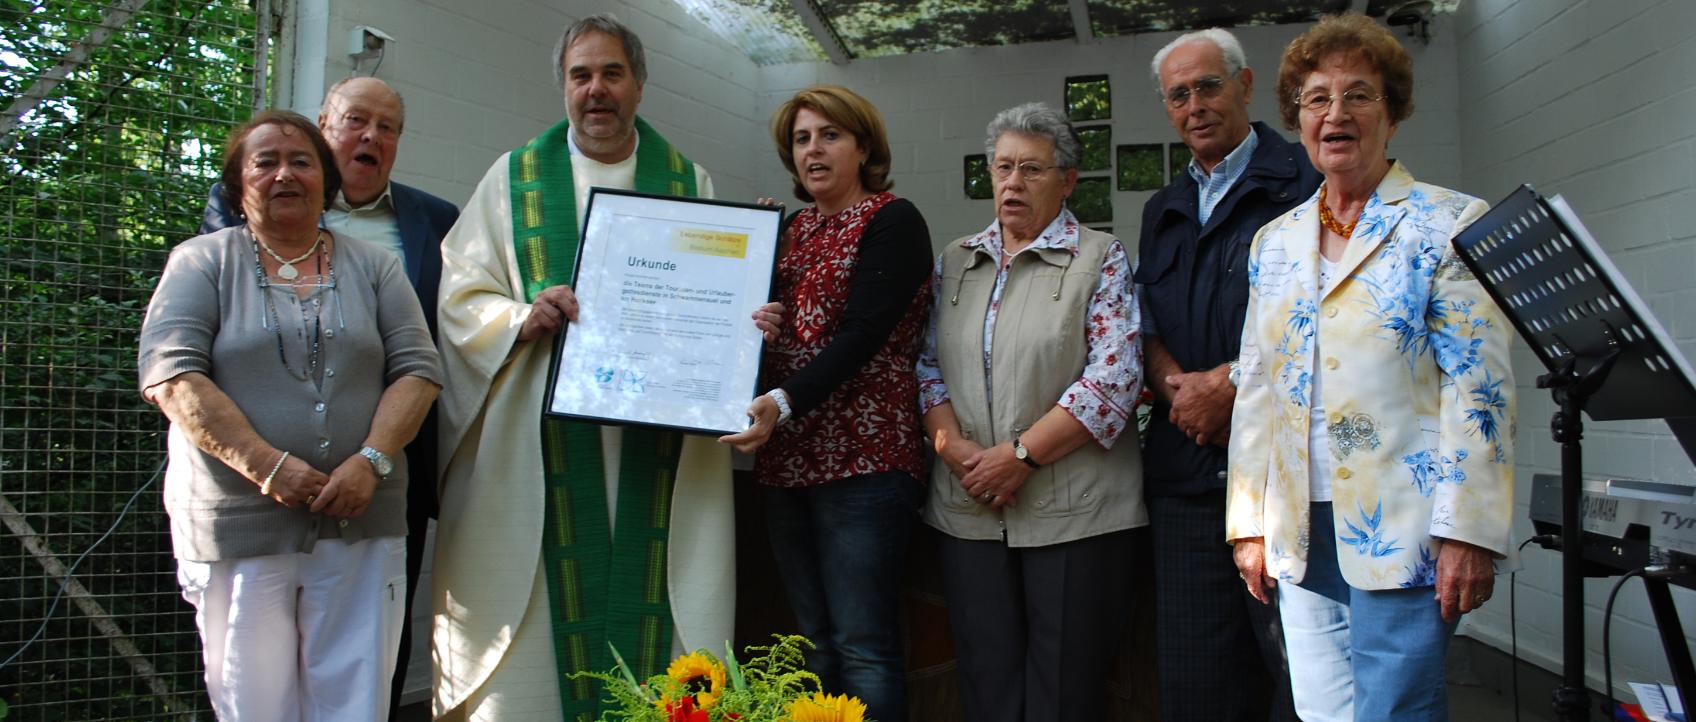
[1602,567,1648,721]
[0,459,165,671]
[369,45,385,77]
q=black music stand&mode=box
[1450,186,1696,721]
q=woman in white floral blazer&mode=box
[1226,14,1515,721]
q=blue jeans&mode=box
[1279,502,1458,722]
[763,471,923,722]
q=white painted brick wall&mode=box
[756,22,1458,248]
[1456,0,1696,701]
[311,0,762,209]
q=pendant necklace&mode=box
[257,231,323,280]
[251,232,335,381]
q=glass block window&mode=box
[1064,75,1111,122]
[964,154,992,199]
[1077,126,1111,172]
[1071,177,1113,224]
[1168,142,1193,182]
[1117,144,1164,191]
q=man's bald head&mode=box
[318,77,405,205]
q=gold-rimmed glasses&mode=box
[1294,87,1387,115]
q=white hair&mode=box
[1149,28,1247,92]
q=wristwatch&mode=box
[1227,359,1243,388]
[1012,436,1041,469]
[359,446,394,479]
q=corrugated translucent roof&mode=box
[670,0,828,65]
[663,0,1459,65]
[1088,0,1348,37]
[818,0,1074,59]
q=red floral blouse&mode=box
[754,192,933,488]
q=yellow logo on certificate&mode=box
[670,228,748,258]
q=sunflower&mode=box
[783,692,867,722]
[659,651,728,710]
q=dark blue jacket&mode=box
[202,180,459,515]
[1134,121,1320,497]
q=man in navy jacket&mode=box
[200,76,458,720]
[1135,29,1321,722]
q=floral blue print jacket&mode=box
[1225,162,1516,591]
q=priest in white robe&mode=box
[430,15,760,720]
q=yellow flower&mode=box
[659,651,727,709]
[784,692,867,722]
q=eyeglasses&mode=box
[990,161,1058,180]
[1294,88,1387,114]
[1161,75,1229,109]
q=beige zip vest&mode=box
[923,225,1147,547]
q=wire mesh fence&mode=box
[1,1,256,718]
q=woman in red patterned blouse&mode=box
[719,85,933,722]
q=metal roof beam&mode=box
[1069,0,1094,43]
[790,0,851,65]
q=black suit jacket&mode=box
[1134,121,1321,497]
[201,180,460,515]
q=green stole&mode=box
[508,117,698,721]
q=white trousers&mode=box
[177,537,407,722]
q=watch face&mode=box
[1014,443,1028,460]
[363,447,394,476]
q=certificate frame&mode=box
[543,187,782,436]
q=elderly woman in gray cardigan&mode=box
[138,110,439,721]
[915,102,1145,722]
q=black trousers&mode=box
[936,529,1135,722]
[387,411,438,721]
[1149,490,1297,722]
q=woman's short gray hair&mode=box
[1149,28,1247,91]
[553,13,648,89]
[983,102,1079,169]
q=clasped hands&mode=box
[1165,365,1234,447]
[935,430,1028,509]
[259,450,378,518]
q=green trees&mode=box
[1,1,254,717]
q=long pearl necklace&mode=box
[256,231,323,280]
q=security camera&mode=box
[1384,1,1432,42]
[1385,1,1433,28]
[348,25,395,60]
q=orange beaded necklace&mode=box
[1317,183,1358,238]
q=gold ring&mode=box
[306,494,316,504]
[1473,594,1486,604]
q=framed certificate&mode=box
[544,188,782,435]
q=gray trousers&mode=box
[936,528,1136,722]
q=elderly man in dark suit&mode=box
[1135,28,1320,722]
[199,75,458,721]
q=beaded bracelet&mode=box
[259,451,290,496]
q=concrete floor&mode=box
[396,636,1610,721]
[1447,635,1607,722]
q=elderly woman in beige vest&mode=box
[914,101,1145,722]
